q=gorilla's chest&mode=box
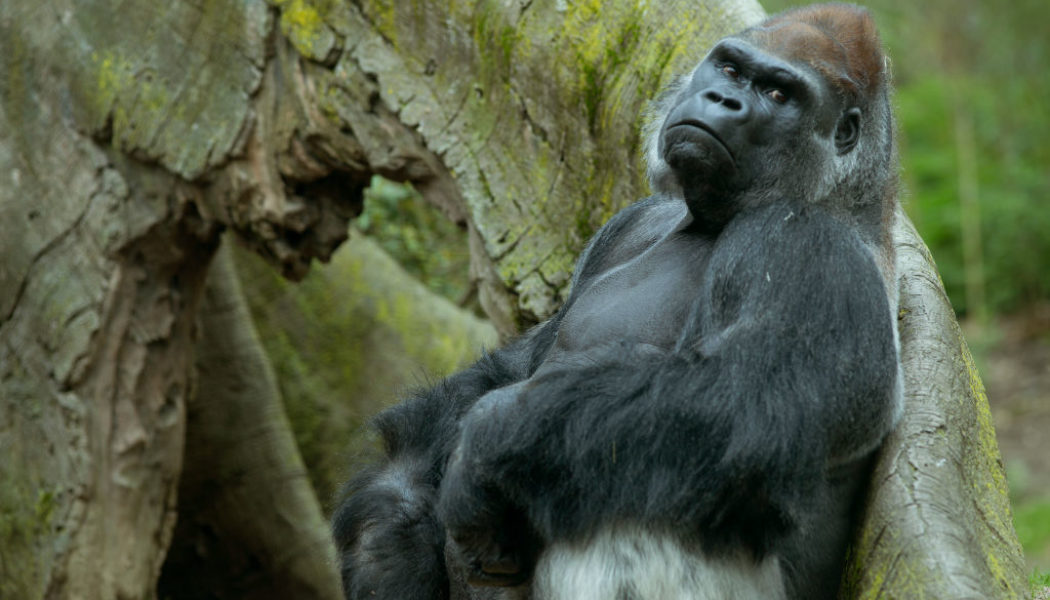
[550,234,711,359]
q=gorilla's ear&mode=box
[835,108,862,155]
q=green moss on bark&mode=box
[233,232,496,505]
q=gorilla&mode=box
[333,4,903,599]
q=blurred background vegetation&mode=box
[241,0,1050,587]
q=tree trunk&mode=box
[0,0,1027,598]
[157,241,342,599]
[841,214,1028,598]
[232,230,498,507]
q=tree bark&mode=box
[158,241,342,600]
[841,214,1028,598]
[0,0,1028,598]
[232,230,498,506]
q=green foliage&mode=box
[1015,498,1050,559]
[357,176,477,311]
[898,74,1050,316]
[894,76,962,290]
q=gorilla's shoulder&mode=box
[571,195,685,287]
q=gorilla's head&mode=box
[645,4,895,236]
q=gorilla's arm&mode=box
[439,201,900,564]
[332,323,558,599]
[331,198,672,598]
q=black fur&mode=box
[332,323,557,598]
[437,198,897,590]
[334,5,900,599]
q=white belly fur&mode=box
[531,525,787,600]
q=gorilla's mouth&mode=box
[667,120,735,164]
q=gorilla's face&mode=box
[660,37,859,229]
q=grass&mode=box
[1031,568,1050,595]
[1015,497,1050,596]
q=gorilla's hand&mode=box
[438,384,542,587]
[440,455,539,587]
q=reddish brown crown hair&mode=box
[745,3,886,99]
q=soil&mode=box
[977,304,1050,500]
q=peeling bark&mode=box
[0,138,218,597]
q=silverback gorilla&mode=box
[333,4,903,599]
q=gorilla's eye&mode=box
[767,89,788,103]
[721,64,740,78]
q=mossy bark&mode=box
[232,231,498,508]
